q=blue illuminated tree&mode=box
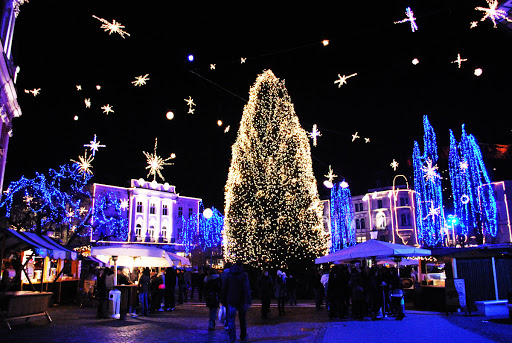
[179,215,198,254]
[198,204,224,251]
[330,181,355,252]
[92,191,129,241]
[449,125,497,240]
[0,163,93,243]
[413,115,445,247]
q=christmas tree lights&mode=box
[330,181,355,252]
[92,191,128,241]
[412,115,444,247]
[198,203,224,250]
[223,70,329,270]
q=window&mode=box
[400,198,405,206]
[377,199,383,209]
[359,203,363,212]
[136,201,143,213]
[148,225,155,238]
[356,219,360,230]
[401,214,407,225]
[161,226,167,238]
[357,236,367,243]
[150,203,156,215]
[360,218,366,230]
[135,224,142,237]
[188,208,193,218]
[178,207,183,218]
[162,204,168,216]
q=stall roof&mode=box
[431,244,512,258]
[0,228,77,260]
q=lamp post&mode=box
[447,215,458,247]
[112,255,118,286]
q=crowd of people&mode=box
[90,262,408,342]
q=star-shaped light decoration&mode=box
[71,150,94,177]
[334,73,357,87]
[184,96,196,114]
[76,85,82,91]
[101,104,114,115]
[473,0,512,28]
[309,124,322,147]
[92,15,130,38]
[79,207,88,216]
[66,209,75,222]
[422,158,442,182]
[132,74,150,87]
[83,134,106,156]
[324,165,338,183]
[120,199,129,210]
[23,193,34,205]
[241,57,246,64]
[394,7,418,32]
[364,137,370,143]
[25,88,41,96]
[351,132,360,142]
[460,160,469,172]
[451,53,468,68]
[210,64,216,70]
[143,137,174,182]
[224,125,230,133]
[424,202,441,223]
[390,159,399,171]
[84,98,91,108]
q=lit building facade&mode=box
[0,1,23,192]
[91,179,201,250]
[481,181,512,244]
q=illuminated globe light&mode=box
[151,180,158,189]
[96,85,101,90]
[163,182,170,191]
[170,153,176,159]
[73,115,79,121]
[474,68,483,76]
[137,178,145,186]
[340,180,349,188]
[322,39,329,46]
[203,208,213,219]
[187,54,194,62]
[412,58,419,65]
[323,180,333,189]
[166,111,174,120]
[461,194,470,204]
[217,120,223,126]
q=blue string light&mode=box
[329,181,355,252]
[92,191,128,241]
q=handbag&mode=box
[218,305,226,323]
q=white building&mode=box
[91,179,201,249]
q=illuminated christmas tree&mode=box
[223,70,329,270]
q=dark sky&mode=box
[5,1,512,210]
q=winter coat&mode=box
[138,274,150,293]
[204,274,221,308]
[221,264,251,307]
[274,276,286,298]
[256,274,273,298]
[165,268,177,288]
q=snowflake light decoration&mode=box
[120,199,129,210]
[473,0,512,28]
[424,202,441,223]
[92,15,130,38]
[241,57,246,64]
[422,158,442,181]
[184,96,196,114]
[390,159,399,171]
[24,88,41,96]
[84,98,91,108]
[364,137,370,143]
[324,165,338,183]
[334,73,357,87]
[460,160,469,172]
[451,53,468,68]
[83,134,106,156]
[76,85,82,91]
[132,74,150,87]
[309,124,321,146]
[351,132,360,142]
[143,137,174,182]
[394,7,418,32]
[101,104,114,115]
[71,150,94,177]
[210,64,216,70]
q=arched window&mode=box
[361,218,366,230]
[356,219,360,230]
[135,224,142,237]
[148,225,155,238]
[161,226,167,238]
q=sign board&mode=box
[445,278,466,308]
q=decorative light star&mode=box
[422,158,442,181]
[364,137,370,143]
[120,199,129,210]
[92,15,130,38]
[71,150,94,177]
[424,202,441,223]
[83,134,106,156]
[79,207,88,216]
[132,74,150,87]
[224,125,230,133]
[309,124,321,147]
[351,132,360,142]
[23,194,34,205]
[324,165,338,183]
[101,104,114,114]
[84,98,91,108]
[241,57,246,64]
[184,96,195,107]
[460,160,469,172]
[210,64,216,70]
[451,53,468,68]
[334,73,357,87]
[25,88,41,96]
[390,159,399,171]
[473,0,512,28]
[394,7,418,32]
[143,137,174,182]
[76,85,82,91]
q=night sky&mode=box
[4,1,512,211]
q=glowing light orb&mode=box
[323,180,333,189]
[166,111,174,120]
[340,180,349,189]
[73,115,79,121]
[412,58,419,65]
[170,153,176,159]
[203,208,213,219]
[474,68,483,76]
[217,120,223,126]
[322,39,329,46]
[137,178,145,186]
[96,85,101,90]
[187,54,194,62]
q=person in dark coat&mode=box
[96,268,107,318]
[150,271,164,312]
[389,267,405,320]
[164,266,177,311]
[138,268,151,316]
[177,269,185,304]
[287,273,297,306]
[256,270,273,319]
[327,265,347,319]
[219,262,232,328]
[222,260,251,343]
[313,269,324,309]
[204,268,221,330]
[274,270,287,315]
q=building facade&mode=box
[91,179,201,251]
[0,0,23,192]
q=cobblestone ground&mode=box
[2,302,327,343]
